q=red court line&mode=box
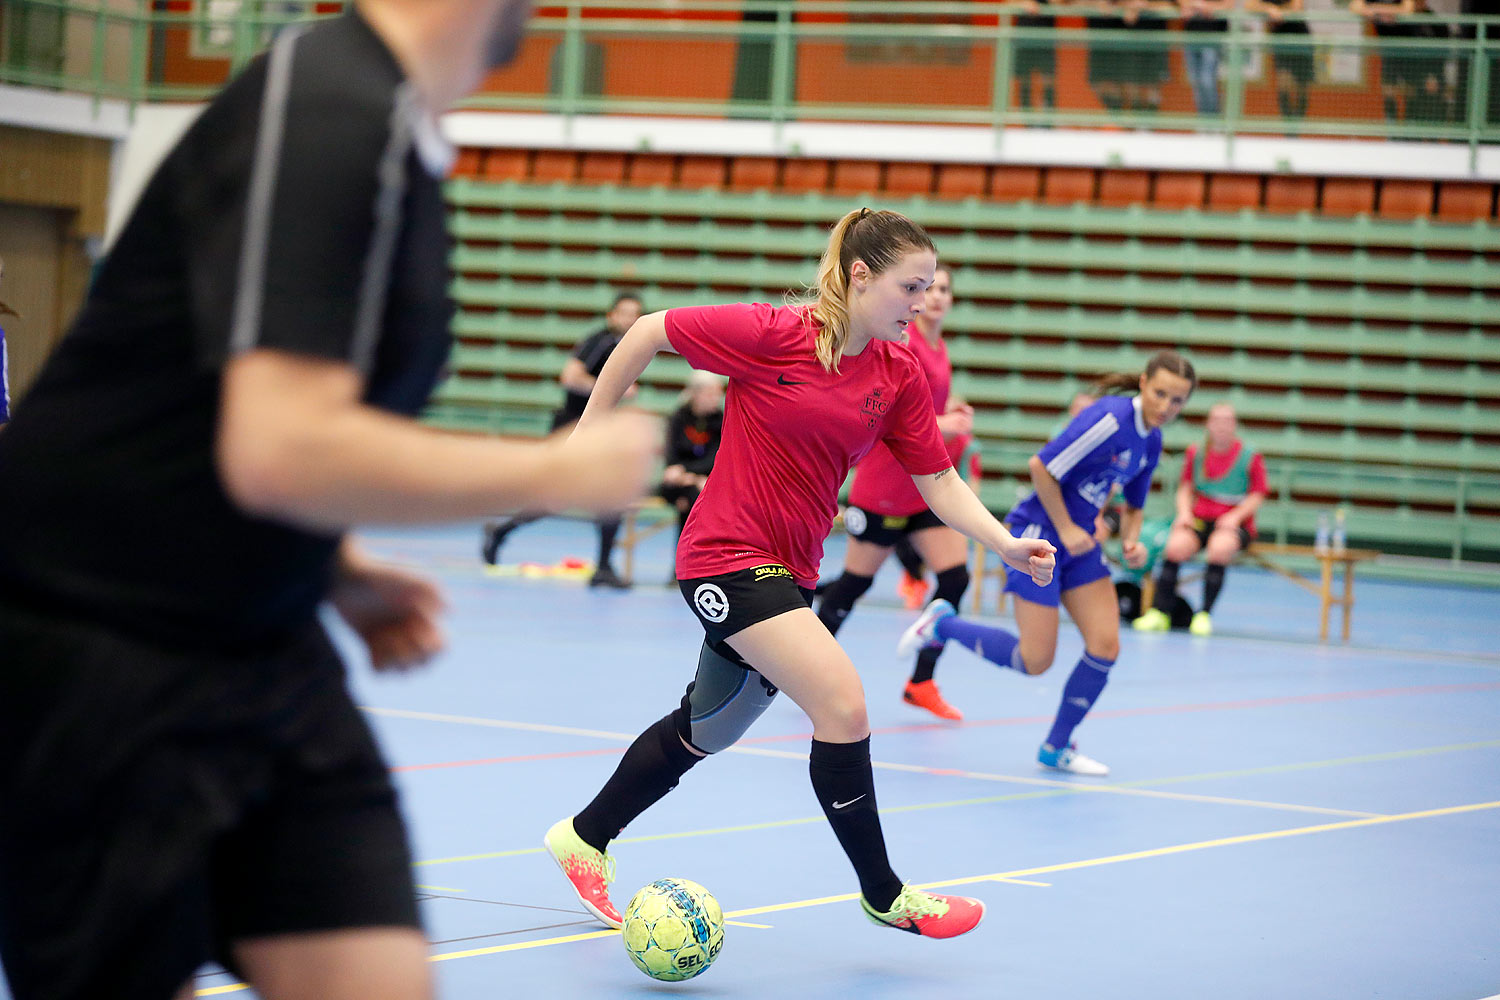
[733,680,1500,745]
[392,746,627,772]
[391,680,1500,772]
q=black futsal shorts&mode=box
[679,564,815,654]
[0,601,420,1000]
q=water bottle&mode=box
[1332,507,1347,554]
[1315,511,1331,554]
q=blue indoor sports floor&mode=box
[21,520,1500,1000]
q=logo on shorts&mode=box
[844,506,868,536]
[753,564,793,581]
[693,583,730,623]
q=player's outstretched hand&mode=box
[553,410,663,513]
[331,551,447,672]
[999,535,1057,586]
[1122,539,1149,569]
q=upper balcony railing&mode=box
[4,1,1498,158]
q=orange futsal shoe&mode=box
[897,571,931,610]
[861,886,985,939]
[902,679,963,721]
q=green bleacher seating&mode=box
[436,180,1500,561]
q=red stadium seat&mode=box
[1153,172,1206,210]
[780,158,832,192]
[1042,167,1096,205]
[1320,177,1376,217]
[678,155,728,189]
[729,156,778,192]
[991,166,1041,202]
[579,152,627,184]
[1263,175,1317,214]
[531,150,579,182]
[934,163,988,199]
[1097,170,1151,208]
[831,159,882,196]
[1207,173,1263,212]
[884,161,935,196]
[626,154,676,187]
[1435,182,1495,222]
[481,148,530,181]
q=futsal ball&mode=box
[621,877,725,981]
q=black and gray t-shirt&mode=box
[0,11,454,648]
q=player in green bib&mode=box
[1134,402,1268,636]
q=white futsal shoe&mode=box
[896,599,955,659]
[1037,742,1110,776]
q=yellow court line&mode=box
[200,799,1497,993]
[725,920,774,929]
[414,884,464,893]
[993,878,1050,887]
[196,987,249,996]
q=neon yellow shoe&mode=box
[860,884,984,939]
[1132,607,1170,632]
[544,816,623,928]
[1189,610,1213,636]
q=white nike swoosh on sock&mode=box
[1068,697,1091,708]
[831,794,867,810]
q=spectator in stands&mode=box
[0,257,13,427]
[658,370,725,548]
[1251,0,1314,124]
[482,290,645,588]
[1180,0,1234,116]
[1014,0,1062,119]
[1134,401,1267,636]
[1352,0,1419,124]
[1125,0,1175,116]
[1088,0,1133,114]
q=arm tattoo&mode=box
[933,467,953,481]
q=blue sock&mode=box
[1043,652,1114,750]
[933,616,1027,673]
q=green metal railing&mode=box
[3,1,1499,158]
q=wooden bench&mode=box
[972,539,1378,642]
[617,497,676,582]
[1142,542,1379,642]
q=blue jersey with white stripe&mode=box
[1009,395,1162,531]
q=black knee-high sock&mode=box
[1295,90,1309,118]
[1019,78,1033,109]
[1154,559,1181,612]
[1202,564,1227,613]
[596,517,621,570]
[894,538,925,580]
[809,737,902,911]
[1043,83,1055,108]
[1277,90,1293,118]
[573,715,701,852]
[910,565,970,684]
[1384,95,1399,121]
[814,572,874,637]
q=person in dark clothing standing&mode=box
[481,290,644,588]
[658,370,725,544]
[0,4,657,999]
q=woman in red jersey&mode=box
[543,209,1055,941]
[1133,401,1266,636]
[815,264,977,722]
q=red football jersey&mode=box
[665,303,950,587]
[847,325,955,517]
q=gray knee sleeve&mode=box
[673,640,779,754]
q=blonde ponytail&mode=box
[792,207,936,373]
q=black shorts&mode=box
[1192,517,1254,552]
[842,505,945,548]
[0,602,419,1000]
[679,564,815,650]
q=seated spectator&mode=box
[1133,402,1267,636]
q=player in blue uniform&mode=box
[898,351,1196,775]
